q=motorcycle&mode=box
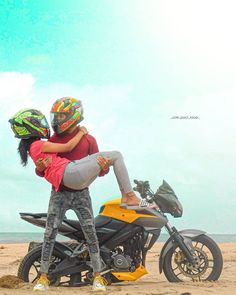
[18,179,223,286]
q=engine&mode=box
[112,253,133,270]
[111,231,143,271]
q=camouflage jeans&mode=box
[40,187,102,274]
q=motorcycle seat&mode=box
[63,219,81,230]
[64,215,111,230]
[20,212,48,219]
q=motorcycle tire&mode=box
[163,234,223,282]
[18,245,66,283]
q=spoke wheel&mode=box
[163,234,223,282]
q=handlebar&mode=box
[133,179,183,217]
[133,179,144,188]
[133,179,153,200]
[133,179,143,192]
[134,179,141,185]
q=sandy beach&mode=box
[0,242,235,295]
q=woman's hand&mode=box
[35,157,52,172]
[80,126,88,135]
[97,156,112,171]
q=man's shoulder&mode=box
[49,134,57,142]
[49,133,65,143]
[86,133,97,141]
[49,130,97,143]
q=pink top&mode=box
[29,140,70,192]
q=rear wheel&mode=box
[18,245,95,287]
[18,246,66,284]
[163,235,223,282]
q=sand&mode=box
[0,242,235,295]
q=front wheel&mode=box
[163,234,223,282]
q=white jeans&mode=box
[62,151,133,193]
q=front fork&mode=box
[165,223,195,265]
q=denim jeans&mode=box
[40,187,102,274]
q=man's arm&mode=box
[86,134,110,176]
[35,133,60,176]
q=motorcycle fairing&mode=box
[95,216,129,245]
[112,265,148,281]
[99,198,163,224]
[103,223,142,249]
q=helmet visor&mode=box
[50,112,69,127]
[40,117,50,128]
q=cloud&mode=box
[0,70,133,142]
[0,72,35,119]
[34,81,133,150]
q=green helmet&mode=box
[9,108,50,139]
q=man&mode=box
[33,97,110,292]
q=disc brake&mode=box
[174,247,209,279]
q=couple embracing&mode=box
[9,96,156,292]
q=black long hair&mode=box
[18,138,39,166]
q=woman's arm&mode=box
[41,127,87,153]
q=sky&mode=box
[0,0,235,234]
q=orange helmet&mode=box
[50,97,84,134]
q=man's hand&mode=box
[97,156,112,171]
[35,157,52,172]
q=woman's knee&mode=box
[110,150,123,160]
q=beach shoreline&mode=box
[0,232,236,244]
[0,242,235,294]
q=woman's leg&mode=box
[63,151,134,192]
[63,151,140,205]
